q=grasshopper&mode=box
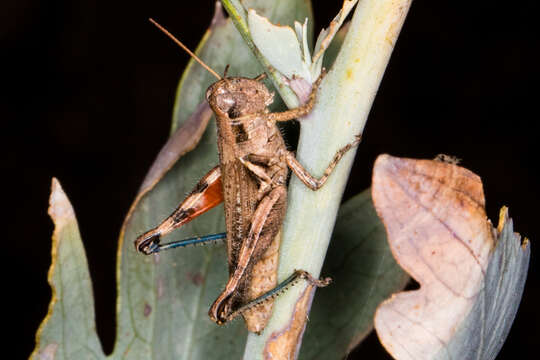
[134,20,360,333]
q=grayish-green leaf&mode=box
[33,2,313,359]
[248,9,311,81]
[321,21,350,71]
[170,4,262,133]
[299,189,409,360]
[431,208,530,360]
[111,7,259,360]
[312,0,358,64]
[31,179,104,360]
[112,1,314,359]
[221,0,313,108]
[247,0,356,85]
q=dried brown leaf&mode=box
[372,155,493,358]
[371,154,528,360]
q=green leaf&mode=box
[113,2,313,358]
[299,189,409,360]
[311,0,358,65]
[171,3,263,134]
[221,0,314,108]
[34,1,313,359]
[321,21,350,71]
[32,179,104,360]
[111,7,261,360]
[248,10,311,81]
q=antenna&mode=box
[149,18,222,80]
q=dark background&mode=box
[2,0,538,358]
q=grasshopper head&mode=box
[206,77,274,118]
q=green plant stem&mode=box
[242,0,413,357]
[221,0,300,108]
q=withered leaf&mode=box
[372,154,530,360]
[32,179,103,359]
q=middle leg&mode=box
[286,135,361,190]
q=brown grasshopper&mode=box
[134,19,360,333]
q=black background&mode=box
[2,0,538,358]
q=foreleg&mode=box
[265,69,326,123]
[231,69,327,125]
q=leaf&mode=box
[171,2,259,133]
[299,189,409,360]
[247,0,357,83]
[444,207,530,360]
[312,0,358,64]
[372,155,530,360]
[321,21,350,71]
[248,9,311,81]
[31,179,104,360]
[111,5,259,359]
[111,1,314,359]
[221,0,314,108]
[33,1,313,359]
[141,102,213,192]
